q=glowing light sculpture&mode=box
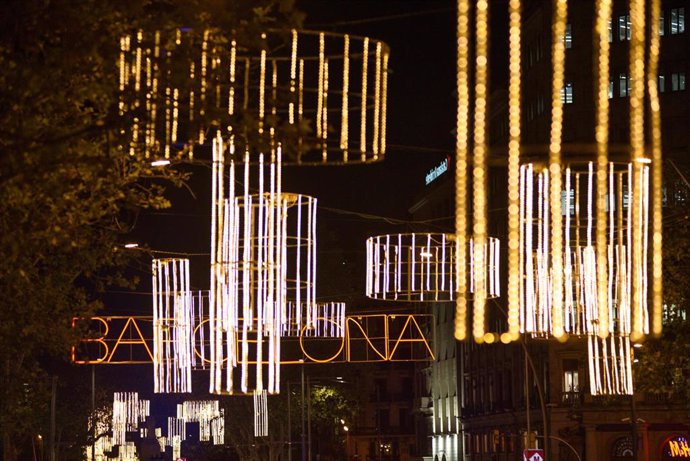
[85,409,113,461]
[211,408,225,445]
[167,417,186,445]
[177,400,224,443]
[254,389,269,437]
[116,442,138,461]
[209,134,284,396]
[519,162,649,337]
[588,335,633,395]
[282,302,346,338]
[112,392,150,446]
[365,233,500,302]
[118,29,389,165]
[453,0,662,345]
[211,134,320,395]
[152,258,194,393]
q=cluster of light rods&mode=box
[454,0,663,345]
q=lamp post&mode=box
[37,434,43,461]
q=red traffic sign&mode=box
[523,449,545,461]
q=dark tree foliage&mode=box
[0,1,301,459]
[634,205,690,400]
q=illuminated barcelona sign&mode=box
[72,313,434,365]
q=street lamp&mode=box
[36,434,43,461]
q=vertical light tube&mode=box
[341,35,350,158]
[629,0,646,341]
[506,0,522,341]
[472,0,489,342]
[549,0,569,340]
[360,37,369,161]
[595,0,613,339]
[648,0,663,336]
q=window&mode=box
[671,8,685,34]
[398,408,409,430]
[376,408,390,429]
[563,23,572,48]
[659,74,666,93]
[561,189,575,215]
[537,94,545,115]
[659,11,665,36]
[528,44,534,68]
[619,73,630,97]
[535,35,543,62]
[563,370,579,392]
[609,80,614,99]
[562,359,579,403]
[672,72,686,91]
[561,82,573,104]
[619,14,631,41]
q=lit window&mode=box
[561,82,573,104]
[564,370,579,393]
[561,189,575,215]
[619,73,630,97]
[619,14,631,41]
[671,8,685,34]
[563,23,572,49]
[672,72,686,91]
[659,74,665,93]
[609,80,614,99]
[562,359,579,403]
[659,11,665,36]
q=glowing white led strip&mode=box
[588,335,633,395]
[254,389,269,437]
[283,302,346,337]
[152,258,193,393]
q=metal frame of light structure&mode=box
[112,392,150,446]
[454,0,663,343]
[365,233,500,302]
[588,334,633,395]
[282,301,346,338]
[210,134,286,395]
[152,258,194,393]
[118,29,389,165]
[254,389,269,437]
[519,161,649,337]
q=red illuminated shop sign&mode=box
[664,436,690,459]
